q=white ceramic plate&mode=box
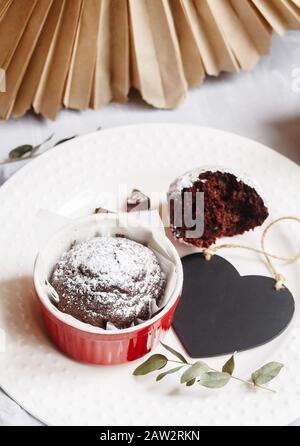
[0,124,300,426]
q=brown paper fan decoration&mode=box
[0,0,299,120]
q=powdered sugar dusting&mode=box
[50,236,166,329]
[168,165,265,202]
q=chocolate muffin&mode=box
[50,236,166,329]
[168,167,269,248]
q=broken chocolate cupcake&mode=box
[168,167,269,248]
[50,236,165,329]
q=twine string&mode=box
[203,216,300,291]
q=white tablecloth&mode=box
[0,31,300,426]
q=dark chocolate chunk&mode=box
[127,189,150,213]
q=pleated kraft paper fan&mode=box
[0,0,300,120]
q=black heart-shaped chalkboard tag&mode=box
[173,254,295,358]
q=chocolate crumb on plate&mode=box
[95,207,115,214]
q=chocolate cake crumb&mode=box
[168,169,269,248]
[95,207,114,214]
[50,236,165,329]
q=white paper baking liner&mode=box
[35,211,179,332]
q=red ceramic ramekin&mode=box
[34,214,183,365]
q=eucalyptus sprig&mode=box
[2,133,55,165]
[133,342,284,393]
[0,126,102,166]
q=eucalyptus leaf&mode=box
[200,372,231,389]
[31,133,54,154]
[222,354,235,376]
[9,144,34,160]
[180,361,209,384]
[54,135,77,146]
[133,354,168,376]
[156,366,183,382]
[186,378,196,387]
[251,362,284,386]
[161,342,187,363]
[8,133,54,161]
[132,341,284,395]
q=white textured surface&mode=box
[1,31,300,426]
[0,124,299,426]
